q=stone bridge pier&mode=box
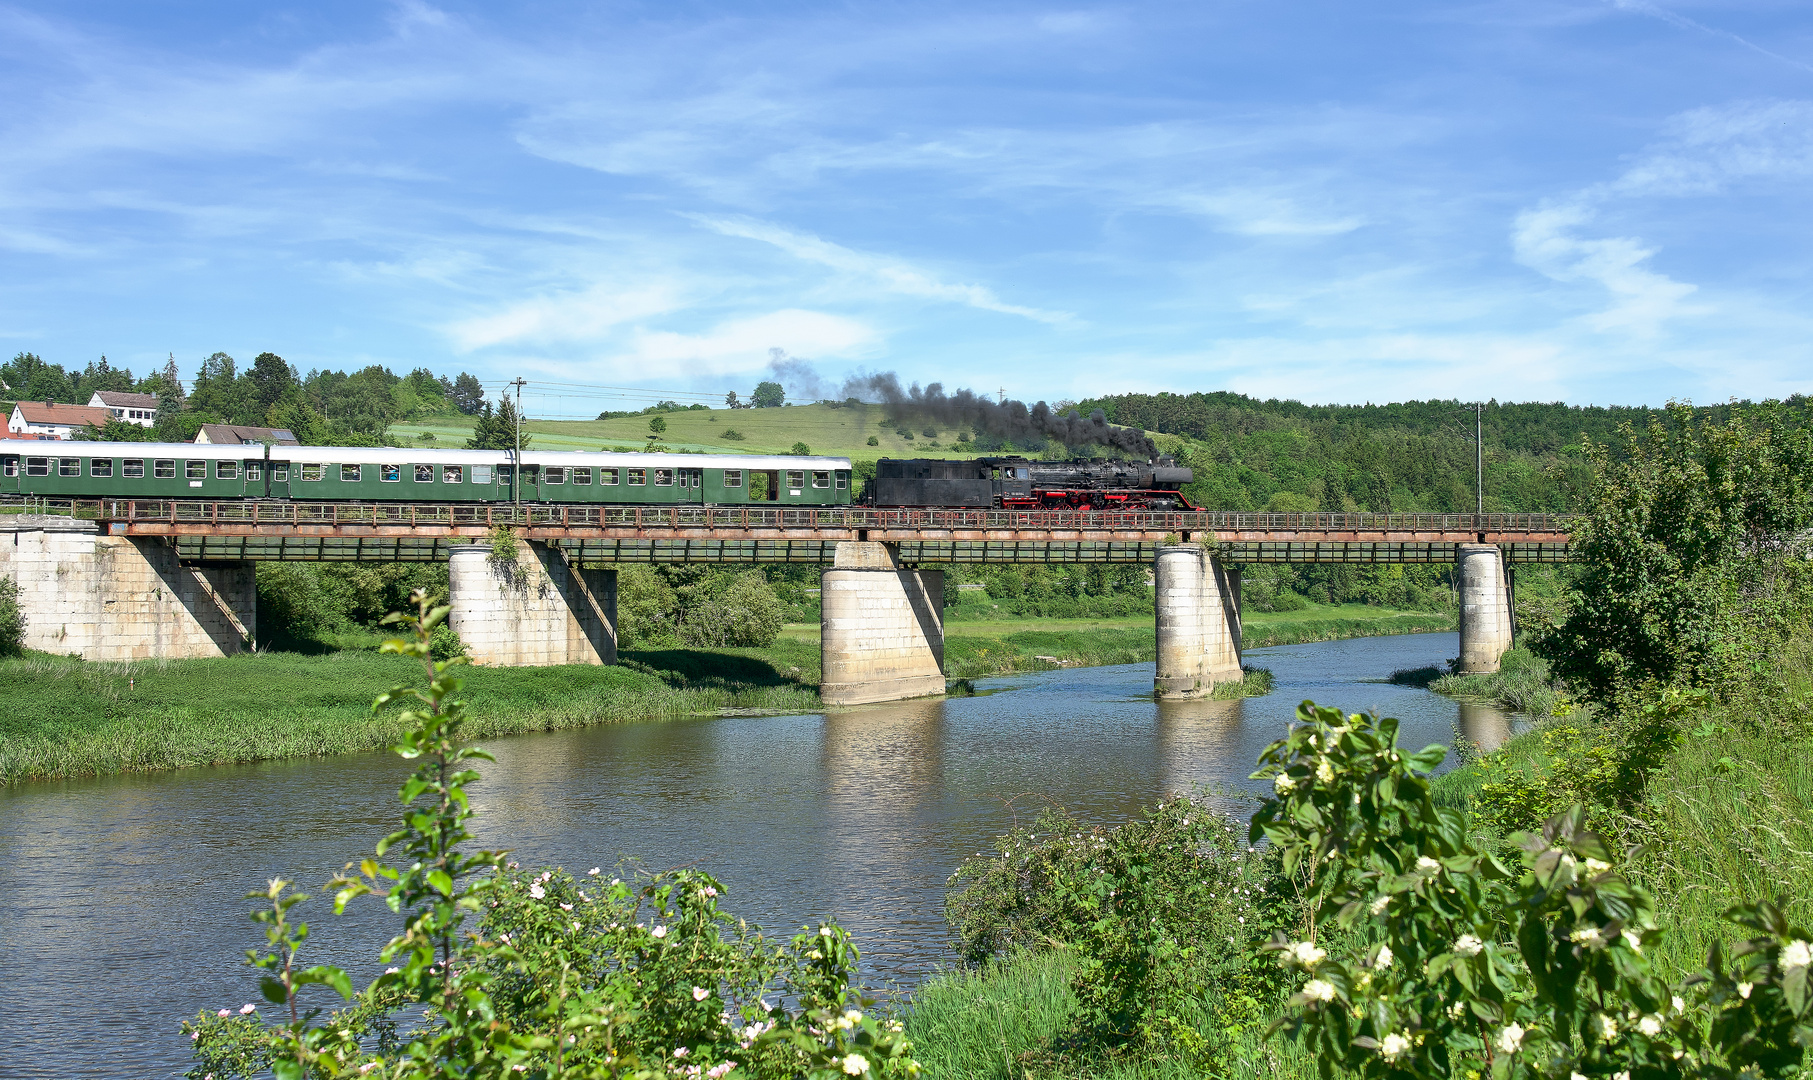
[820,541,946,706]
[1455,543,1514,673]
[0,515,255,658]
[447,541,617,666]
[1153,544,1243,698]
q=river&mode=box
[0,631,1514,1078]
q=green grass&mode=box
[1426,645,1568,717]
[0,644,818,784]
[393,403,1021,460]
[1242,603,1454,647]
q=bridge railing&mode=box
[2,497,1575,533]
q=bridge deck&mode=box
[6,499,1575,563]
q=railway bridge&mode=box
[1,500,1572,705]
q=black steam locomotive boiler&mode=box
[869,456,1195,510]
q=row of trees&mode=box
[5,350,489,446]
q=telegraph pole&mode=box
[1475,401,1484,518]
[509,377,526,508]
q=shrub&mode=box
[680,571,786,648]
[790,441,811,456]
[1250,699,1813,1080]
[866,435,879,446]
[0,574,24,656]
[722,428,747,441]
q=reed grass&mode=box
[1428,646,1567,716]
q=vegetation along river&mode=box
[0,632,1517,1079]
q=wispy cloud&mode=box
[446,283,685,352]
[1609,0,1813,74]
[690,215,1073,323]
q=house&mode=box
[87,390,160,427]
[8,401,114,440]
[193,423,300,446]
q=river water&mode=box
[0,632,1513,1078]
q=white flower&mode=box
[239,1004,257,1015]
[692,987,710,1001]
[1494,1024,1524,1054]
[1301,979,1336,1003]
[1454,934,1485,957]
[1570,926,1606,949]
[1584,857,1612,873]
[1416,856,1443,875]
[1595,1014,1617,1040]
[707,1064,736,1079]
[652,925,669,939]
[1289,941,1328,968]
[1274,773,1299,796]
[587,867,600,876]
[1447,1002,1467,1020]
[1622,928,1644,953]
[673,1047,689,1058]
[1370,895,1392,915]
[1782,940,1812,973]
[1375,944,1394,969]
[1316,758,1335,784]
[1738,982,1754,999]
[1672,995,1686,1014]
[1572,1073,1588,1080]
[560,903,573,912]
[841,1053,870,1075]
[1639,1015,1663,1037]
[1379,1032,1412,1061]
[528,883,545,900]
[843,1009,863,1026]
[1615,1072,1630,1080]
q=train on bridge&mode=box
[1,442,1196,511]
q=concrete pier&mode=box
[1153,544,1243,698]
[447,541,617,666]
[820,541,945,706]
[1455,543,1513,673]
[0,515,255,659]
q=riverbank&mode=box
[1,603,1449,783]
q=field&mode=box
[394,402,1016,460]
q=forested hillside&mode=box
[1077,391,1811,514]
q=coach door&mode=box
[678,467,704,503]
[265,456,291,498]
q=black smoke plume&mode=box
[840,373,1157,458]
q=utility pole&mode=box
[509,377,526,509]
[1476,401,1484,518]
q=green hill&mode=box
[392,403,1006,460]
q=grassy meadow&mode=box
[393,402,1011,460]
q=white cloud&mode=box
[446,283,684,351]
[627,309,877,371]
[691,215,1072,323]
[1512,203,1699,335]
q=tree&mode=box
[790,441,811,455]
[75,356,135,398]
[450,372,485,415]
[249,352,298,418]
[724,390,741,409]
[73,418,154,442]
[0,574,23,657]
[752,380,785,408]
[649,416,667,434]
[2,352,75,403]
[1536,401,1813,705]
[465,397,528,451]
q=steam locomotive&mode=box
[869,456,1195,510]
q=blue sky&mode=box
[1,0,1809,414]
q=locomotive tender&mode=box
[1,443,1193,511]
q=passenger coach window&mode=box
[247,464,261,481]
[627,469,645,486]
[26,457,49,476]
[545,467,565,484]
[186,461,205,480]
[498,465,513,485]
[90,458,113,477]
[123,459,144,478]
[2,456,17,477]
[380,464,400,483]
[271,466,288,481]
[812,471,830,489]
[414,465,433,482]
[442,465,462,484]
[341,465,361,482]
[836,471,848,489]
[470,465,492,484]
[723,469,742,488]
[154,459,175,479]
[653,469,672,486]
[60,458,80,476]
[301,464,325,482]
[216,461,238,480]
[786,470,804,491]
[572,467,591,485]
[600,468,619,486]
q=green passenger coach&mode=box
[0,443,855,507]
